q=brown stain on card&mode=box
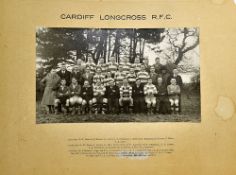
[215,96,235,120]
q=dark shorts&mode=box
[57,96,68,105]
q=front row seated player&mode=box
[167,78,181,114]
[144,78,158,115]
[119,79,133,113]
[156,77,170,114]
[105,79,120,114]
[81,80,93,114]
[54,79,70,115]
[68,77,82,115]
[132,79,145,113]
[91,79,108,115]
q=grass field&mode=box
[36,92,200,123]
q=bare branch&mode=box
[183,37,199,54]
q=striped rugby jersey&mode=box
[107,62,118,75]
[86,62,97,74]
[93,73,105,84]
[103,77,114,87]
[120,63,131,75]
[120,85,132,98]
[97,63,108,73]
[131,63,142,72]
[115,71,126,86]
[93,84,106,96]
[144,84,158,96]
[127,73,137,84]
[137,71,150,84]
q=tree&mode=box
[165,28,199,65]
[126,28,165,63]
[36,27,88,72]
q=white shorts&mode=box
[145,96,156,104]
[169,96,179,106]
[69,96,83,105]
[92,97,108,104]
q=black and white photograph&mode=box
[36,27,200,123]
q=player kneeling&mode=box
[54,79,70,115]
[144,78,158,115]
[68,77,82,115]
[81,80,93,114]
[92,79,108,115]
[167,78,181,114]
[119,79,133,113]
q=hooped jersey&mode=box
[127,73,137,84]
[103,77,114,87]
[107,62,118,75]
[144,84,158,96]
[137,71,150,84]
[97,63,108,73]
[131,63,142,72]
[120,62,131,75]
[120,85,132,98]
[93,73,105,84]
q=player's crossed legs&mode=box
[169,96,180,114]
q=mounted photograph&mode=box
[36,27,200,123]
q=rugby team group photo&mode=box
[36,27,200,123]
